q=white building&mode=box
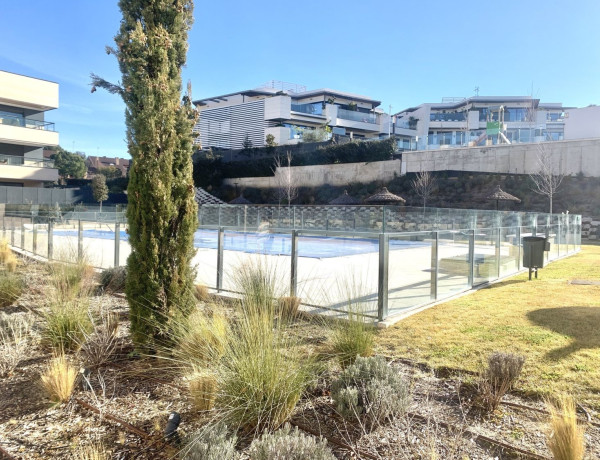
[0,70,59,186]
[193,81,390,150]
[393,96,571,151]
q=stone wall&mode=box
[582,216,600,240]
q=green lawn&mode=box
[377,244,600,410]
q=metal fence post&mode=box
[290,230,298,297]
[430,231,438,300]
[377,234,389,321]
[21,224,25,249]
[48,219,54,260]
[496,228,501,279]
[216,227,224,292]
[11,226,14,246]
[32,220,38,254]
[78,220,83,262]
[517,226,521,270]
[114,222,120,267]
[468,229,475,287]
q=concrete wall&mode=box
[223,159,402,189]
[0,71,58,110]
[402,138,600,177]
[564,106,600,140]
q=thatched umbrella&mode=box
[486,185,521,210]
[329,190,359,205]
[194,187,225,206]
[365,187,406,205]
[229,193,252,205]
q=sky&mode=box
[1,0,599,159]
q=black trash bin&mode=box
[523,236,546,279]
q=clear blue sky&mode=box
[1,0,599,158]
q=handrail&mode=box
[0,153,55,168]
[0,112,55,132]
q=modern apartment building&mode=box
[193,81,390,150]
[393,96,571,151]
[0,70,59,186]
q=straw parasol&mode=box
[329,190,359,205]
[364,187,406,205]
[229,193,252,205]
[194,187,225,206]
[486,185,521,210]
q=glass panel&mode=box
[192,227,218,289]
[387,232,433,315]
[118,224,130,267]
[296,231,379,319]
[437,230,471,299]
[547,224,560,262]
[499,227,519,277]
[473,229,498,285]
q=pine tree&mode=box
[91,0,198,347]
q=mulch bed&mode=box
[1,258,599,459]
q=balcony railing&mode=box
[0,113,55,132]
[0,154,55,168]
[430,112,467,122]
[290,102,324,116]
[337,108,379,124]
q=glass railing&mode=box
[337,108,379,124]
[290,102,323,116]
[0,113,55,131]
[430,112,467,122]
[0,153,55,168]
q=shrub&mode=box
[331,356,410,431]
[0,313,34,377]
[78,310,119,368]
[184,423,239,460]
[188,370,217,411]
[99,266,127,293]
[546,395,585,460]
[331,306,375,368]
[477,351,525,412]
[248,423,335,460]
[40,354,77,403]
[194,284,210,302]
[0,272,24,308]
[43,299,93,352]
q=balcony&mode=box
[337,108,379,124]
[0,154,59,183]
[0,113,58,147]
[290,102,324,116]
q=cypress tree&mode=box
[91,0,197,347]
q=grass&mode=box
[0,271,24,308]
[377,244,600,409]
[43,299,93,352]
[546,395,585,460]
[40,353,78,403]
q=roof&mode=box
[293,88,380,107]
[194,187,225,205]
[229,194,252,205]
[365,187,406,204]
[394,96,545,116]
[329,190,360,205]
[486,185,521,202]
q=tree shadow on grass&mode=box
[527,306,600,360]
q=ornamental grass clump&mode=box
[47,260,95,302]
[77,309,120,368]
[99,266,127,293]
[332,356,411,431]
[217,261,316,433]
[248,423,335,460]
[188,370,217,411]
[477,351,525,413]
[331,303,375,368]
[546,395,585,460]
[0,271,24,308]
[40,353,77,403]
[43,299,93,352]
[0,313,34,377]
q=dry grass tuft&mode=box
[277,296,301,322]
[43,299,93,352]
[188,370,217,411]
[78,309,120,368]
[40,354,77,403]
[174,309,229,369]
[74,441,110,460]
[0,313,34,377]
[194,284,210,302]
[331,304,375,368]
[0,271,24,308]
[5,253,18,272]
[546,395,585,460]
[477,351,525,413]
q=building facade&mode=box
[0,70,59,186]
[193,81,390,150]
[86,155,130,178]
[393,96,571,151]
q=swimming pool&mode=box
[52,228,428,259]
